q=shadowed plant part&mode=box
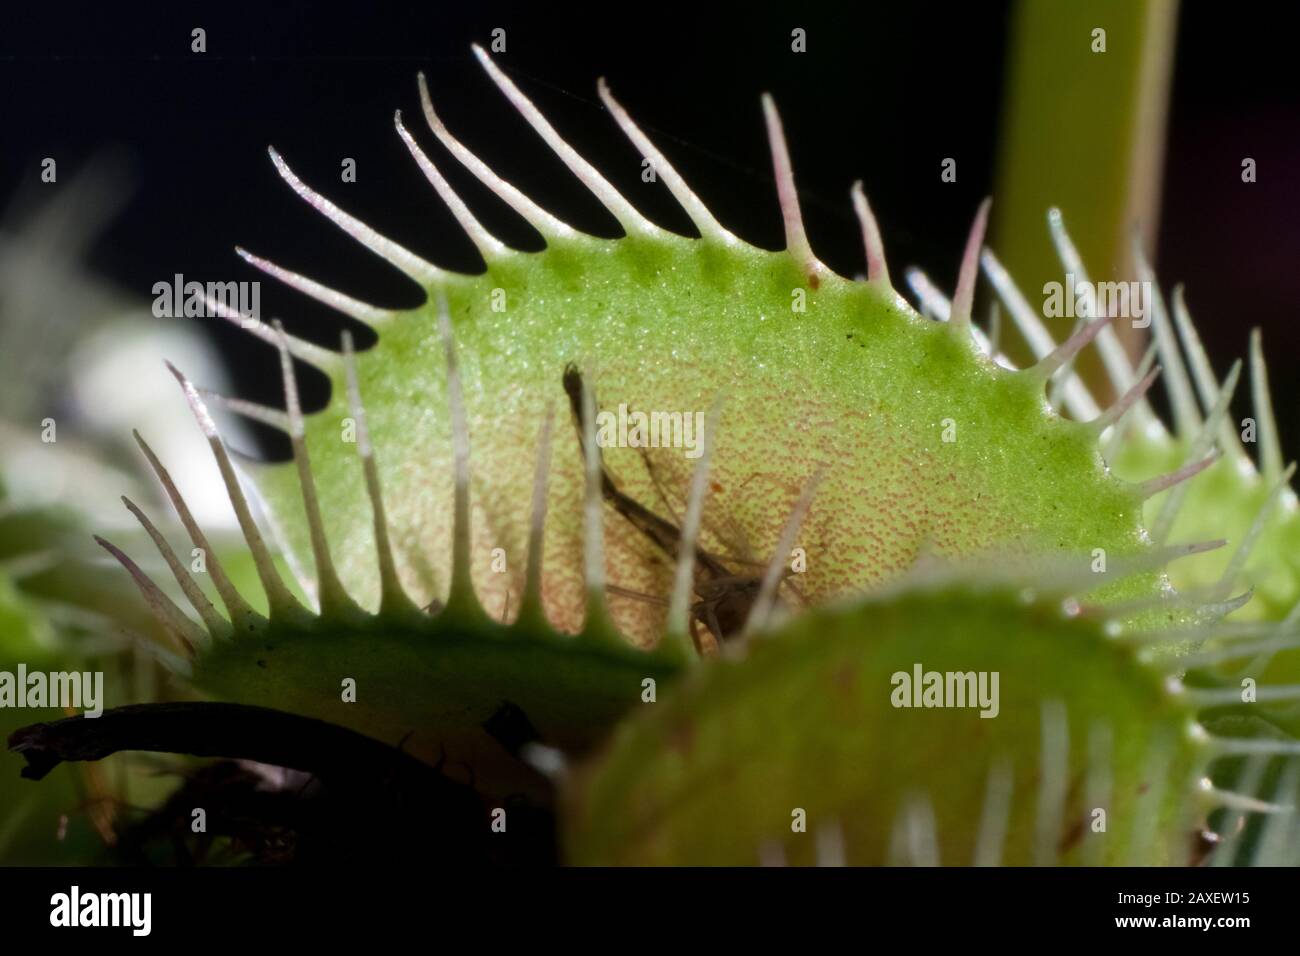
[0,473,182,864]
[83,47,1300,861]
[8,703,517,865]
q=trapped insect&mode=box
[562,363,801,651]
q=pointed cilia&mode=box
[118,40,1300,660]
[760,93,828,287]
[566,577,1300,865]
[340,329,420,619]
[91,47,1300,864]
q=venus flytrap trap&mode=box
[108,322,688,798]
[564,576,1213,866]
[982,213,1300,631]
[562,558,1300,866]
[232,51,1190,631]
[67,45,1300,863]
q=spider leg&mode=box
[689,615,706,655]
[636,446,684,527]
[604,581,671,607]
[779,576,808,604]
[685,600,721,657]
[696,573,765,593]
[706,603,724,643]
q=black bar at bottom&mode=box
[0,865,1283,942]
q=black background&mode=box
[0,863,1282,940]
[2,2,1298,458]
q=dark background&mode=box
[2,2,1298,458]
